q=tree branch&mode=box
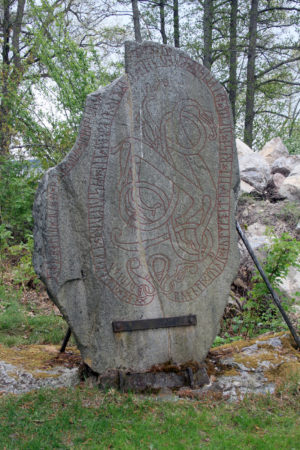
[256,56,300,79]
[257,79,300,88]
[255,110,291,119]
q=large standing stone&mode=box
[34,41,240,377]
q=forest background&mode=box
[0,0,299,339]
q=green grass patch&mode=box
[0,285,68,346]
[0,386,299,449]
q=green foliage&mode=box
[284,122,300,155]
[19,3,122,168]
[218,230,300,342]
[212,334,241,347]
[8,236,39,289]
[243,231,300,336]
[0,159,39,242]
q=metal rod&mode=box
[236,221,300,349]
[60,327,72,353]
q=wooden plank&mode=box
[112,315,197,333]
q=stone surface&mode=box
[0,345,80,395]
[271,155,300,176]
[279,174,300,202]
[188,333,300,402]
[239,180,256,195]
[240,223,271,257]
[236,138,254,157]
[272,172,286,189]
[279,265,300,302]
[33,41,240,375]
[238,150,271,192]
[259,137,289,165]
[0,361,79,395]
[96,363,209,392]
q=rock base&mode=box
[82,362,210,393]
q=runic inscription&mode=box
[87,48,234,307]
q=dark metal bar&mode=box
[112,315,197,333]
[60,327,72,353]
[236,221,300,349]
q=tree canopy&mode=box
[0,0,299,162]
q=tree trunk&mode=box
[160,0,167,44]
[131,0,142,42]
[244,0,259,147]
[228,0,238,124]
[0,0,11,157]
[173,0,180,48]
[203,0,213,70]
[12,0,26,68]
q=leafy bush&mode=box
[0,159,40,243]
[218,231,300,343]
[8,236,39,289]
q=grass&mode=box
[0,385,299,449]
[0,285,68,347]
[0,259,299,448]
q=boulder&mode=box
[259,137,289,165]
[238,150,271,192]
[236,138,254,157]
[271,155,300,176]
[279,174,300,202]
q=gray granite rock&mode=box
[271,155,300,176]
[33,41,240,376]
[259,137,289,165]
[238,151,271,192]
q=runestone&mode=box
[33,41,240,375]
